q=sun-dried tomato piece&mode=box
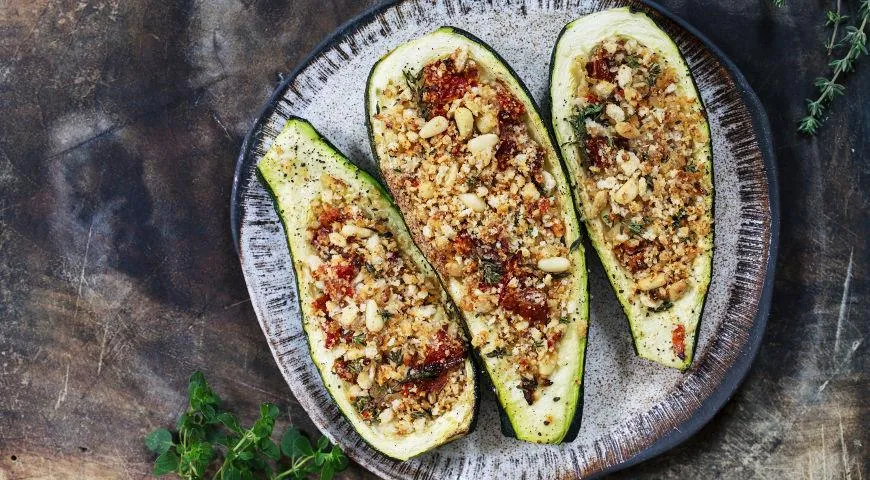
[421,59,479,118]
[547,330,563,349]
[495,137,518,169]
[498,256,550,324]
[454,231,474,256]
[586,55,614,82]
[672,324,686,360]
[312,294,329,314]
[584,136,612,169]
[495,82,525,125]
[501,286,548,324]
[318,205,343,228]
[613,241,650,274]
[423,329,466,370]
[332,359,357,382]
[323,322,341,349]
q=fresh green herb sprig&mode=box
[797,0,869,135]
[567,103,604,141]
[144,372,347,480]
[402,68,428,119]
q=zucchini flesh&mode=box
[257,118,477,460]
[550,8,713,369]
[366,28,587,443]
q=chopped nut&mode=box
[614,121,640,138]
[475,111,498,134]
[606,103,625,123]
[521,182,541,202]
[613,178,638,204]
[637,273,667,291]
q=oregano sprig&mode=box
[797,0,869,135]
[144,372,347,480]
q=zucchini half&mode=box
[365,28,587,443]
[550,8,713,369]
[257,118,477,460]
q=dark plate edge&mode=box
[229,0,781,477]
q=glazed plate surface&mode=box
[231,1,779,478]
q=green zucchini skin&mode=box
[365,27,588,443]
[549,8,714,370]
[257,117,478,460]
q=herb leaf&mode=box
[145,428,173,455]
[481,258,504,285]
[568,103,604,141]
[486,347,507,358]
[650,301,674,313]
[153,449,180,476]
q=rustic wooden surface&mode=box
[0,0,866,479]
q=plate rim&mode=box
[230,0,780,476]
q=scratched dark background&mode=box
[0,0,866,478]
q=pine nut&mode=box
[459,193,487,212]
[365,299,384,332]
[419,115,449,138]
[467,133,499,154]
[454,107,474,138]
[538,256,570,273]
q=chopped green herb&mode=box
[627,221,645,236]
[569,237,582,253]
[559,317,571,324]
[672,208,687,228]
[685,163,698,172]
[364,262,378,276]
[647,63,662,86]
[481,259,504,285]
[402,68,425,115]
[568,103,604,141]
[388,349,403,365]
[532,340,545,349]
[486,347,507,358]
[347,358,366,374]
[649,301,674,313]
[626,56,641,68]
[352,334,366,345]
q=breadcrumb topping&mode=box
[569,36,711,316]
[372,48,578,404]
[305,174,468,435]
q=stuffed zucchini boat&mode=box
[365,27,588,443]
[550,8,713,370]
[257,118,477,460]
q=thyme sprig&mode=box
[797,0,869,135]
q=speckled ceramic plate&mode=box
[231,1,779,478]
